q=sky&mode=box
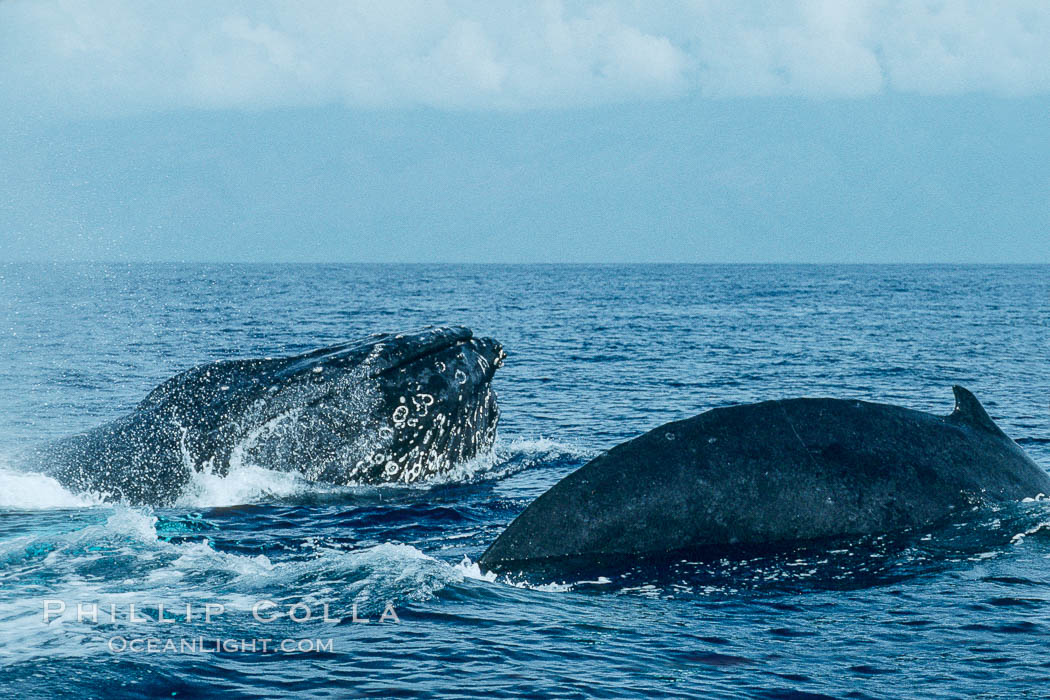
[1,0,1049,263]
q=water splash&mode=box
[170,435,589,507]
[0,458,102,510]
[175,463,337,507]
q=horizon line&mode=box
[3,260,1049,267]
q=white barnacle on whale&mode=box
[404,457,423,482]
[412,393,434,415]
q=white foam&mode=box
[0,464,102,510]
[2,510,459,609]
[168,541,276,578]
[578,576,612,585]
[99,506,163,544]
[454,556,574,593]
[501,436,591,459]
[1010,520,1050,545]
[0,510,474,663]
[174,463,330,507]
[456,556,497,582]
[424,447,501,484]
[422,435,590,486]
[174,434,589,506]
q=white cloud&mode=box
[2,0,1049,116]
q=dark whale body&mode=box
[29,326,504,505]
[480,387,1050,572]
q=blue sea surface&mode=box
[1,263,1049,699]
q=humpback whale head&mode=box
[138,326,505,484]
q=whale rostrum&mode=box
[27,326,504,505]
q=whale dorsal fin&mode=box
[948,385,1006,437]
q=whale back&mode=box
[480,387,1050,571]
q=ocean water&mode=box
[1,263,1049,699]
